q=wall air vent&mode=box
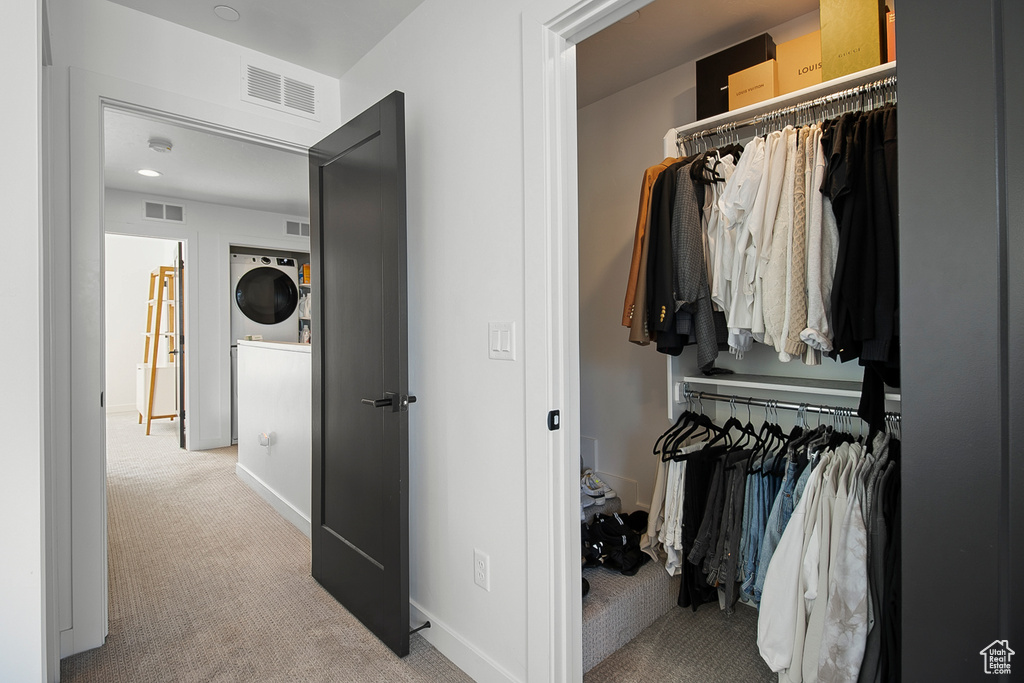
[285,220,311,237]
[241,60,319,121]
[143,201,186,223]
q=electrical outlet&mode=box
[473,549,490,591]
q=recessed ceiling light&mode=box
[137,169,162,177]
[214,5,240,21]
[619,11,640,24]
[148,138,173,153]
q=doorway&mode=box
[65,98,316,656]
[103,234,183,438]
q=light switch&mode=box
[488,322,516,361]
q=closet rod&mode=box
[681,385,901,421]
[677,74,897,146]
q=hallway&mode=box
[61,412,469,682]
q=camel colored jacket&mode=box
[621,158,679,327]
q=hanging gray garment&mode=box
[859,458,895,683]
[672,162,719,370]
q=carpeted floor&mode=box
[584,593,775,682]
[61,412,471,683]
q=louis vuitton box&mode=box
[777,30,822,95]
[820,0,885,80]
[696,33,776,119]
[728,59,779,111]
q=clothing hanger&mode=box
[654,391,701,457]
[660,392,718,461]
[753,399,786,474]
[666,401,719,459]
[701,397,743,457]
[653,408,689,458]
[661,391,723,460]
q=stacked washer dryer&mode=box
[230,253,300,443]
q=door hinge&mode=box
[100,391,104,408]
[547,410,560,431]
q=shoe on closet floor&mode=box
[581,469,616,505]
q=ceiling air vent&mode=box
[143,201,186,223]
[284,78,316,116]
[285,220,311,237]
[246,65,282,104]
[241,60,319,121]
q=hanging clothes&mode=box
[622,158,680,330]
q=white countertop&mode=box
[236,340,311,354]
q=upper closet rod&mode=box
[681,385,901,422]
[678,74,897,150]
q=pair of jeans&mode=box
[738,471,757,587]
[753,455,810,604]
[708,450,752,612]
[740,464,783,601]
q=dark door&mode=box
[309,91,411,657]
[175,242,186,449]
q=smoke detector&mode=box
[148,138,173,153]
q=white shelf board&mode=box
[665,62,896,149]
[679,373,901,402]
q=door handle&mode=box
[361,393,417,412]
[361,397,393,408]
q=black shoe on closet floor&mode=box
[582,577,590,597]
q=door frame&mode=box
[520,1,651,680]
[64,68,330,656]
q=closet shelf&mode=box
[664,61,896,148]
[677,374,901,403]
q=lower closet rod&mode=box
[681,385,901,421]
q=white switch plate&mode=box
[488,322,515,361]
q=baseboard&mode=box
[106,403,137,414]
[409,600,521,683]
[234,463,311,538]
[594,470,646,511]
[59,628,74,659]
[193,437,232,451]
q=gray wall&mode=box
[900,0,1022,678]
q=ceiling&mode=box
[104,109,310,216]
[105,0,427,79]
[100,0,817,216]
[576,0,818,108]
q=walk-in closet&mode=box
[576,1,904,678]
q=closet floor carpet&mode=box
[585,592,775,682]
[61,412,471,683]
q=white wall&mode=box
[104,234,179,413]
[332,1,590,679]
[577,10,826,511]
[105,189,310,449]
[236,342,312,537]
[1,0,50,679]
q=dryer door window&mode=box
[235,267,299,324]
